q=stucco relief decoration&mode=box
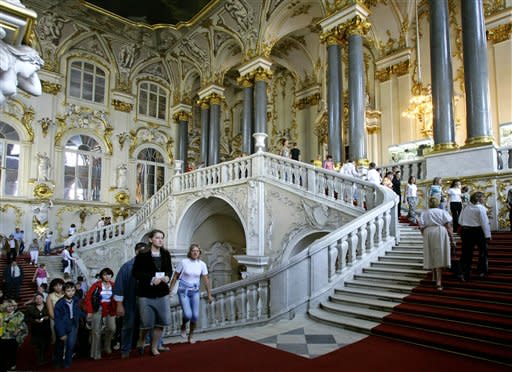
[224,0,256,53]
[71,37,107,60]
[179,38,209,72]
[37,11,65,46]
[31,201,52,240]
[0,204,23,229]
[141,62,167,80]
[0,27,44,106]
[302,201,330,228]
[54,104,114,154]
[128,126,174,162]
[38,117,54,137]
[116,131,131,150]
[497,178,512,229]
[118,43,138,70]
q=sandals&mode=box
[436,285,443,291]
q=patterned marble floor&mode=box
[166,314,367,358]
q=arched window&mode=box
[68,61,106,104]
[138,82,167,120]
[136,148,165,203]
[64,135,102,201]
[0,122,20,196]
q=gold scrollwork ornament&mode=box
[33,183,54,199]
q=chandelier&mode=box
[402,82,433,137]
[402,0,433,138]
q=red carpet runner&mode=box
[373,231,512,365]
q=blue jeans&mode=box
[121,302,137,354]
[54,325,78,368]
[44,241,51,255]
[178,280,200,323]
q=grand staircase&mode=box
[311,222,512,365]
[309,223,427,332]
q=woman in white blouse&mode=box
[447,179,463,231]
[169,244,212,344]
[419,198,456,290]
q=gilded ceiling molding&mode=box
[112,99,133,113]
[487,23,512,44]
[41,80,62,95]
[54,104,114,155]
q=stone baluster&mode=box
[247,284,258,320]
[215,293,225,326]
[347,231,359,265]
[235,287,247,321]
[258,281,269,318]
[225,290,235,323]
[366,219,376,251]
[357,225,367,257]
[329,243,339,279]
[383,209,391,240]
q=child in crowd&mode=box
[53,282,82,369]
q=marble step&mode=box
[319,301,389,322]
[345,280,415,294]
[353,272,422,286]
[370,261,424,270]
[333,287,408,301]
[363,266,428,277]
[389,249,423,256]
[380,255,423,263]
[330,293,400,311]
[309,308,379,333]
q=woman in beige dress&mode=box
[418,197,456,290]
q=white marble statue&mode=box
[116,164,128,189]
[36,152,51,182]
[0,27,44,106]
[119,44,137,69]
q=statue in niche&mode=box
[38,12,65,45]
[36,152,51,182]
[0,27,44,105]
[119,44,137,69]
[116,164,128,189]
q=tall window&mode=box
[136,148,165,203]
[0,122,20,196]
[64,135,102,201]
[69,61,106,104]
[138,82,167,120]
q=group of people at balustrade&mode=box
[0,228,213,370]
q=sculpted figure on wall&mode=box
[36,152,51,182]
[38,12,65,45]
[0,28,44,106]
[116,164,128,189]
[119,44,137,69]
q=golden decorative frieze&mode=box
[33,183,54,200]
[38,118,54,138]
[484,0,506,16]
[376,68,391,82]
[21,107,35,142]
[112,99,133,113]
[114,191,130,205]
[41,80,62,95]
[487,23,512,44]
[295,93,321,110]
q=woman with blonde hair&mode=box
[0,300,28,371]
[419,197,455,290]
[170,244,213,344]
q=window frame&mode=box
[137,81,168,122]
[67,60,107,105]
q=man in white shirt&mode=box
[458,192,491,280]
[366,162,381,186]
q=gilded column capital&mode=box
[206,92,224,105]
[320,29,342,45]
[237,75,254,88]
[197,98,210,109]
[253,67,272,82]
[340,15,371,37]
[172,110,191,122]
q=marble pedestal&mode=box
[425,145,498,178]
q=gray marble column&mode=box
[200,101,209,166]
[430,0,456,147]
[254,76,268,137]
[208,97,221,165]
[461,0,493,143]
[348,34,366,162]
[177,118,188,170]
[241,81,254,154]
[327,42,343,163]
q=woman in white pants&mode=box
[28,238,40,265]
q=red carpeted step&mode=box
[395,302,512,329]
[372,323,512,364]
[403,294,511,316]
[419,279,512,293]
[383,312,512,345]
[411,286,512,304]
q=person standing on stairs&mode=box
[458,192,491,281]
[418,197,455,291]
[169,243,213,344]
[3,260,23,300]
[132,229,172,356]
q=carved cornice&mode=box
[112,99,133,113]
[376,60,410,82]
[487,23,512,44]
[295,93,321,110]
[41,80,62,95]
